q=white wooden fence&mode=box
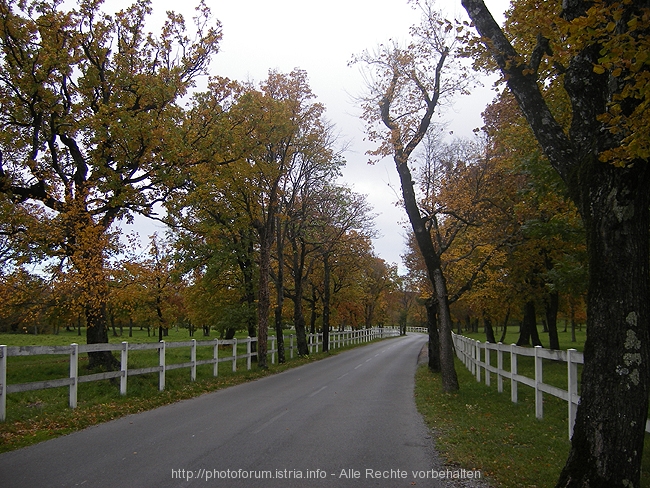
[0,328,398,422]
[452,333,650,439]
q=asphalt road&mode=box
[0,333,481,487]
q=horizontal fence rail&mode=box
[451,333,650,439]
[0,328,399,421]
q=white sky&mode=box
[120,0,512,272]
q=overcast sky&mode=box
[122,0,512,272]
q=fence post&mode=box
[214,340,219,377]
[159,341,166,391]
[247,338,252,370]
[232,338,237,372]
[567,348,579,439]
[271,336,276,364]
[497,343,504,393]
[534,345,543,419]
[1,345,7,422]
[510,343,518,403]
[485,344,491,387]
[468,339,473,373]
[69,343,78,409]
[475,341,481,382]
[121,341,128,395]
[290,334,294,359]
[190,339,197,382]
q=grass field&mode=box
[414,327,650,487]
[459,326,587,352]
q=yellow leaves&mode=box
[556,0,650,166]
[627,15,638,31]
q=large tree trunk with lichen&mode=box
[461,0,650,484]
[557,159,650,487]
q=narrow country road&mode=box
[0,333,483,487]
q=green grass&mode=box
[460,326,587,353]
[1,328,289,386]
[415,328,650,487]
[458,327,587,398]
[0,328,380,453]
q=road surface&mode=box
[0,333,485,487]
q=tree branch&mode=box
[461,0,576,184]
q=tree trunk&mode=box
[545,290,560,350]
[322,251,331,352]
[256,227,272,370]
[426,298,441,373]
[395,153,458,392]
[77,232,118,371]
[306,286,318,353]
[484,315,496,343]
[461,2,650,483]
[274,303,285,363]
[110,312,117,337]
[557,161,650,487]
[365,301,375,330]
[499,308,510,344]
[274,217,286,363]
[237,236,257,358]
[517,301,543,347]
[292,241,310,356]
[570,302,577,343]
[86,304,119,370]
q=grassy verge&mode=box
[459,328,587,353]
[0,329,380,453]
[415,341,650,487]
